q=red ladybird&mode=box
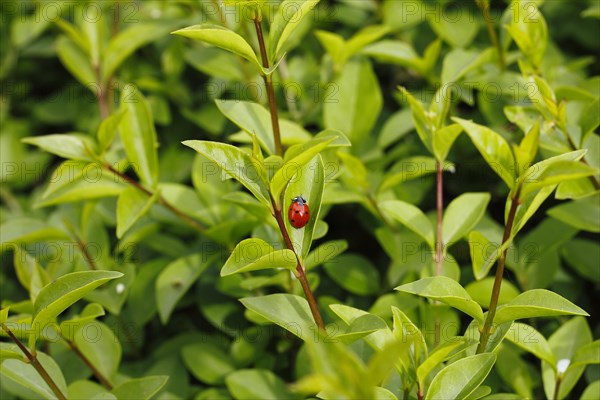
[288,195,310,229]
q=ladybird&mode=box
[288,195,310,229]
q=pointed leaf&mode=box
[505,322,555,367]
[119,87,159,187]
[116,186,158,238]
[433,123,463,162]
[221,238,296,276]
[453,118,516,188]
[240,294,316,341]
[22,134,97,161]
[216,100,275,155]
[284,155,325,257]
[425,353,496,400]
[56,36,95,88]
[182,140,271,207]
[380,200,434,248]
[268,0,321,60]
[270,138,334,204]
[111,376,169,400]
[226,369,297,400]
[443,193,491,247]
[0,351,67,400]
[399,87,433,153]
[29,270,122,348]
[324,58,382,144]
[156,253,212,324]
[173,25,261,71]
[104,21,182,81]
[395,276,484,323]
[494,289,589,325]
[98,109,128,153]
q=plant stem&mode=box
[477,0,505,69]
[1,323,67,400]
[105,164,206,234]
[476,188,521,353]
[271,199,325,330]
[435,161,444,275]
[253,14,283,156]
[67,339,113,389]
[553,376,562,400]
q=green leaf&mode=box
[362,40,423,73]
[568,340,600,371]
[496,345,533,399]
[183,140,271,207]
[513,121,540,177]
[433,123,463,162]
[417,339,471,390]
[29,270,122,348]
[494,289,589,325]
[270,138,334,204]
[343,25,391,64]
[505,322,555,367]
[119,86,159,187]
[56,36,95,88]
[221,238,296,276]
[542,317,592,399]
[284,155,325,257]
[226,369,297,400]
[398,87,433,153]
[13,246,39,292]
[22,133,97,161]
[156,253,212,324]
[328,304,393,351]
[323,254,380,296]
[0,343,23,362]
[392,307,427,371]
[428,6,479,48]
[379,200,434,248]
[505,1,548,66]
[425,353,496,400]
[330,311,388,344]
[35,163,125,208]
[173,25,261,72]
[97,109,128,153]
[0,351,67,400]
[323,58,382,144]
[268,0,321,61]
[580,98,600,143]
[68,380,115,400]
[0,218,69,248]
[59,303,106,342]
[561,239,600,282]
[548,194,600,233]
[521,159,597,196]
[453,118,516,188]
[111,376,169,400]
[104,21,182,82]
[443,193,490,247]
[441,48,491,84]
[116,186,158,238]
[181,343,235,385]
[395,276,484,323]
[305,240,348,270]
[73,321,121,385]
[216,100,275,155]
[240,294,316,341]
[466,277,519,309]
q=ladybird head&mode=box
[292,195,307,205]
